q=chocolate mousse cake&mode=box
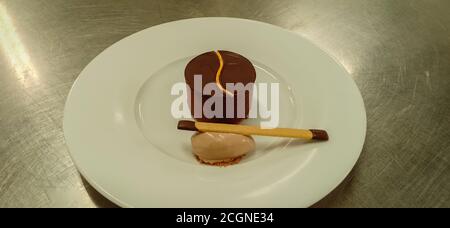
[184,51,256,124]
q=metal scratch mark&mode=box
[412,74,419,100]
[397,65,406,86]
[397,104,414,117]
[424,71,433,90]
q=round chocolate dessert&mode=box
[184,51,257,124]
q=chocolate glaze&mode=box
[184,51,257,123]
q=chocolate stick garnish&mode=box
[177,120,329,141]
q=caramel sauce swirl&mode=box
[214,51,234,96]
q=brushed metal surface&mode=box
[0,0,449,208]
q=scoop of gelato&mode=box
[191,132,255,166]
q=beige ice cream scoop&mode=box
[191,132,255,166]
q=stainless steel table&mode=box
[0,0,449,208]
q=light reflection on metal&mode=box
[0,3,39,84]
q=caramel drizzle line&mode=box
[214,51,234,96]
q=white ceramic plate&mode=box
[64,18,366,208]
